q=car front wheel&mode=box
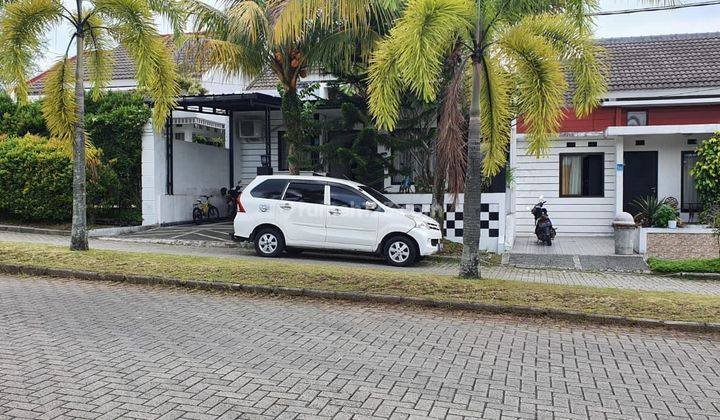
[254,227,285,257]
[383,236,418,267]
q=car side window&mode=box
[330,185,370,210]
[283,182,325,204]
[250,179,288,200]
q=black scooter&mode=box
[529,196,556,246]
[220,183,243,219]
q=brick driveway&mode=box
[1,275,719,419]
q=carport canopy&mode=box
[164,93,282,195]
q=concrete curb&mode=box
[662,272,720,281]
[0,224,69,236]
[88,225,155,238]
[95,236,249,249]
[1,263,718,334]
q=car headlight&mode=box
[405,214,429,229]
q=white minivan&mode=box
[231,175,442,266]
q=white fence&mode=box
[386,193,507,253]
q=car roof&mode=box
[252,175,364,188]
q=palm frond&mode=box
[478,54,511,176]
[305,27,381,74]
[190,37,264,78]
[269,0,398,46]
[367,37,404,131]
[146,0,186,37]
[184,0,230,36]
[41,58,76,142]
[391,0,475,103]
[437,44,468,195]
[226,0,268,43]
[83,13,114,101]
[517,13,606,118]
[498,26,566,157]
[268,0,302,45]
[0,0,61,102]
[96,0,179,130]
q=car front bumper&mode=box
[408,227,442,256]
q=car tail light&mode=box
[236,193,246,213]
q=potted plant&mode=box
[652,204,679,229]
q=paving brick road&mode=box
[1,275,719,419]
[2,231,720,296]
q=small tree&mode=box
[0,0,180,250]
[691,134,720,223]
[185,0,399,175]
[368,0,606,277]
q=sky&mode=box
[36,0,720,72]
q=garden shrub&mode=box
[651,203,678,228]
[192,134,224,147]
[691,134,720,221]
[0,134,116,223]
[85,91,151,216]
[0,91,49,137]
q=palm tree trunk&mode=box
[70,26,88,251]
[430,142,445,228]
[459,59,483,278]
[280,87,301,175]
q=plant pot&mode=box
[668,220,677,229]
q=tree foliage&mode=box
[691,134,720,221]
[368,1,606,177]
[0,134,117,223]
[367,0,607,278]
[0,0,181,248]
[185,0,400,174]
[85,91,151,210]
[0,91,48,137]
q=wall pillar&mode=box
[141,122,158,225]
[228,110,234,187]
[614,136,624,213]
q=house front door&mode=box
[623,151,658,213]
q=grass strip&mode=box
[1,242,719,323]
[648,257,720,274]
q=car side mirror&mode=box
[365,201,378,211]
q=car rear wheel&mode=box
[383,236,418,267]
[254,227,285,257]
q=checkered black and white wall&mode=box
[386,193,506,253]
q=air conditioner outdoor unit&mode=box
[627,111,647,126]
[238,120,263,139]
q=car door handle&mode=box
[280,203,292,210]
[329,209,341,215]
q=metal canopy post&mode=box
[165,110,174,195]
[264,106,271,164]
[228,110,234,187]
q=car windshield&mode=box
[358,186,401,209]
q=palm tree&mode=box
[0,0,180,250]
[368,0,606,278]
[184,0,399,174]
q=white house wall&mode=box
[514,135,617,236]
[623,134,705,220]
[142,124,231,225]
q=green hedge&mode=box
[0,135,116,223]
[85,91,151,210]
[647,257,720,274]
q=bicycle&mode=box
[192,195,219,225]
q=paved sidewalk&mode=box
[1,274,719,419]
[2,231,720,296]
